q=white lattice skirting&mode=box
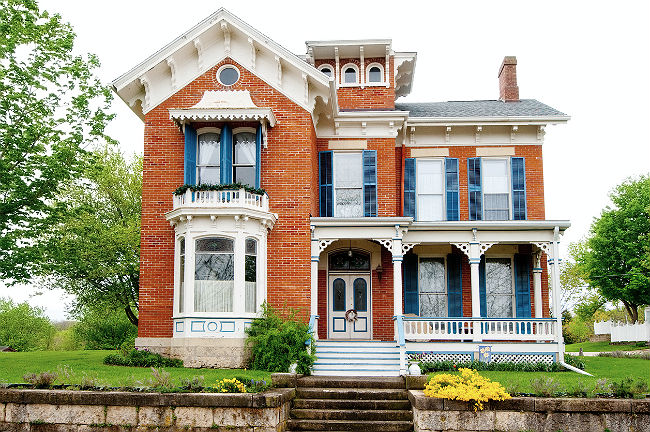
[407,352,473,363]
[491,353,556,364]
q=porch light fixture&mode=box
[376,264,383,280]
[348,240,353,257]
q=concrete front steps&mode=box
[312,340,401,377]
[287,376,413,432]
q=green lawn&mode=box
[565,341,648,352]
[0,350,271,387]
[429,356,650,395]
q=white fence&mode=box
[593,308,650,343]
[593,320,612,335]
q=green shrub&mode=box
[610,377,649,398]
[563,354,586,370]
[104,348,183,368]
[0,298,55,351]
[419,360,563,374]
[73,308,138,350]
[563,318,593,344]
[22,371,58,388]
[245,303,316,374]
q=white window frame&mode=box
[196,127,221,185]
[216,64,240,86]
[484,255,516,318]
[365,62,385,85]
[332,151,364,218]
[232,127,257,186]
[318,64,334,79]
[416,158,446,222]
[481,157,512,221]
[340,63,360,86]
[417,255,448,317]
[193,235,236,313]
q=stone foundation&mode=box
[409,390,650,432]
[136,337,250,368]
[0,388,294,431]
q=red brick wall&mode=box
[139,58,316,337]
[315,57,395,110]
[403,145,545,220]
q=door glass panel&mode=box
[353,278,367,311]
[486,258,513,317]
[333,278,346,311]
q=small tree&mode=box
[72,306,138,350]
[577,175,650,322]
[0,298,55,351]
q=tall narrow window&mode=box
[194,237,234,312]
[245,238,257,313]
[485,258,514,317]
[418,258,446,316]
[233,132,256,186]
[483,159,510,220]
[417,159,444,221]
[197,133,220,184]
[178,238,185,313]
[333,153,363,217]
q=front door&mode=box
[328,274,371,339]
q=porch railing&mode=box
[173,189,269,212]
[403,317,557,342]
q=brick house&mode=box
[112,9,570,376]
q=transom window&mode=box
[233,131,256,186]
[416,159,445,221]
[197,132,220,184]
[329,251,370,271]
[483,159,510,220]
[485,257,514,317]
[333,152,363,217]
[194,237,235,312]
[418,257,446,317]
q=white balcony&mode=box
[403,317,557,343]
[172,188,270,212]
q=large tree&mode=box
[577,175,650,322]
[0,0,113,281]
[40,149,142,326]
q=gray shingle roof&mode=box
[395,99,566,118]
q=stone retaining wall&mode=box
[0,388,294,431]
[409,390,650,432]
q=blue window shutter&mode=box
[445,158,460,221]
[511,157,526,220]
[363,150,377,217]
[479,256,487,317]
[468,157,482,220]
[255,125,262,189]
[447,253,462,317]
[404,158,416,218]
[514,253,532,317]
[220,124,232,184]
[403,253,419,315]
[319,151,333,217]
[184,124,197,185]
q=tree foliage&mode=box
[39,149,142,325]
[72,306,138,350]
[0,298,55,351]
[0,0,113,281]
[576,175,650,322]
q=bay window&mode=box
[194,237,235,312]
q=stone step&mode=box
[297,376,405,389]
[287,419,413,431]
[296,388,408,400]
[293,398,412,410]
[312,369,401,377]
[291,408,413,421]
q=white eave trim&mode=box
[410,220,571,231]
[169,108,277,127]
[310,217,412,227]
[405,115,571,126]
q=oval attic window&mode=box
[218,66,240,86]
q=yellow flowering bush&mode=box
[423,368,511,411]
[214,378,247,393]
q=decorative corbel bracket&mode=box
[318,239,337,252]
[445,126,452,144]
[221,21,231,56]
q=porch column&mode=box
[391,227,406,375]
[549,227,565,351]
[310,229,320,339]
[533,249,543,318]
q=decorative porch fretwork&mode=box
[318,239,337,252]
[479,242,497,255]
[401,242,419,255]
[532,242,551,255]
[373,238,393,250]
[452,242,471,258]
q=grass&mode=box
[429,356,650,395]
[0,350,271,387]
[565,341,648,352]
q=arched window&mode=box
[329,250,370,271]
[366,63,384,83]
[342,64,359,84]
[245,237,257,313]
[197,131,220,184]
[233,131,256,186]
[194,237,235,312]
[319,64,333,78]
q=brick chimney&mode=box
[498,56,519,101]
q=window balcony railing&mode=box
[403,317,557,342]
[172,188,269,212]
